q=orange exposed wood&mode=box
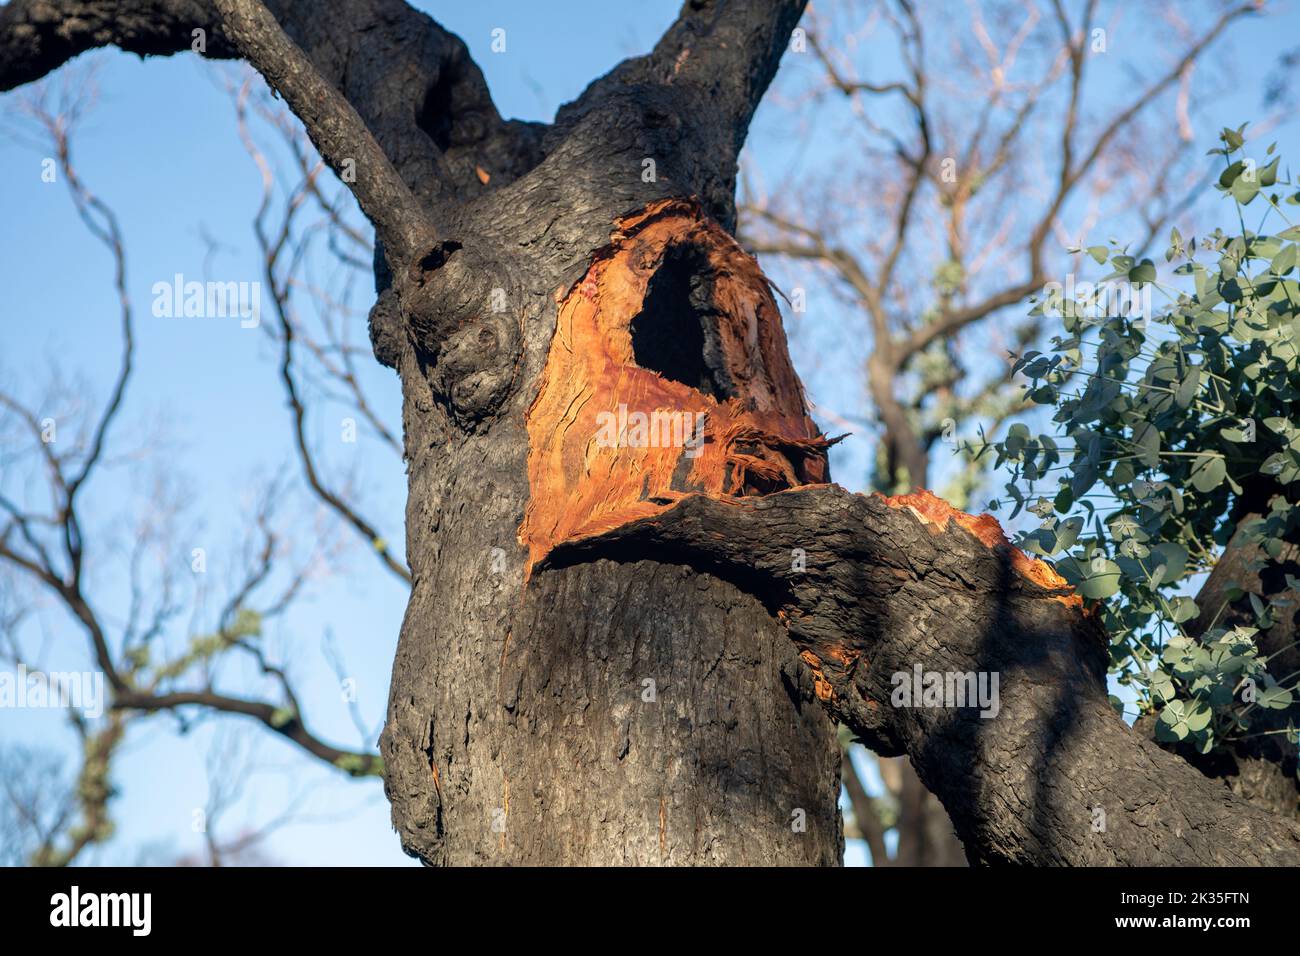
[518,199,1082,612]
[520,198,833,571]
[799,650,836,702]
[880,489,1082,606]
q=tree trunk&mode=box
[354,2,845,865]
[379,188,845,863]
[894,767,967,866]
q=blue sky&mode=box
[1,0,1297,867]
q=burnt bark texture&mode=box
[6,0,1298,866]
[549,487,1300,864]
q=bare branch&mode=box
[115,686,380,775]
[212,0,433,264]
[231,84,411,584]
[842,745,892,866]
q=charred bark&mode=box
[354,0,842,864]
[546,487,1300,864]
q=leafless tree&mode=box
[0,71,402,864]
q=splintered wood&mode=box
[519,198,832,571]
[881,489,1082,607]
[519,198,1079,607]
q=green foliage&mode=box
[974,125,1300,757]
[1147,626,1289,752]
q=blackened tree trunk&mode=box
[380,189,845,864]
[2,0,842,866]
[554,487,1300,864]
[4,0,1298,866]
[355,0,846,865]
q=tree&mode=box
[2,0,1297,866]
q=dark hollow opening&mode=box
[628,244,734,401]
[418,76,456,151]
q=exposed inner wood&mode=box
[520,197,833,571]
[881,489,1080,605]
[521,198,1079,609]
